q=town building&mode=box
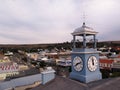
[0,58,19,81]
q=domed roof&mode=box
[72,23,98,36]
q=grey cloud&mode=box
[0,0,120,44]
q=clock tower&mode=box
[70,22,102,83]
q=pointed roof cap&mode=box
[72,23,98,36]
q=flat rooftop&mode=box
[31,76,120,90]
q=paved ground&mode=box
[31,76,120,90]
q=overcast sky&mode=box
[0,0,120,44]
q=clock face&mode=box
[73,56,83,71]
[88,56,98,72]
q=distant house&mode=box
[27,53,39,60]
[0,61,19,80]
[4,51,13,56]
[57,60,71,66]
[99,59,114,70]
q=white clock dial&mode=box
[88,56,98,72]
[73,56,83,71]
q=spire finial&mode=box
[83,12,86,26]
[83,22,85,26]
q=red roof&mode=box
[117,55,120,58]
[99,59,114,64]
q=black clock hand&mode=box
[92,57,94,65]
[75,62,81,66]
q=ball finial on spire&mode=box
[83,22,85,26]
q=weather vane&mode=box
[83,12,85,23]
[82,11,87,26]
